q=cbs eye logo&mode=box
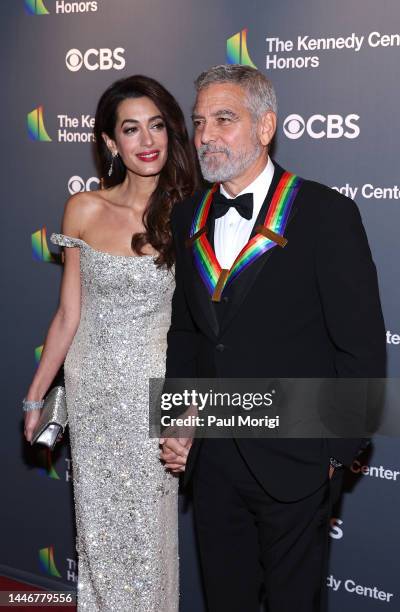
[65,48,126,72]
[68,176,100,194]
[283,115,306,139]
[283,113,360,140]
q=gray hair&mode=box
[194,64,277,119]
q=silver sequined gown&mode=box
[51,234,179,612]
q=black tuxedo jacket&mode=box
[165,162,386,501]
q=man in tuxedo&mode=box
[160,65,386,611]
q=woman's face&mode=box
[105,96,169,177]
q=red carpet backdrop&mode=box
[2,1,399,610]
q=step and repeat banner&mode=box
[2,1,399,610]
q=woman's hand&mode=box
[24,408,42,443]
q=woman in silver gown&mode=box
[23,75,197,611]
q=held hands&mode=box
[159,403,196,473]
[159,437,192,473]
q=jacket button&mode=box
[223,296,229,303]
[216,343,225,352]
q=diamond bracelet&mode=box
[22,398,44,412]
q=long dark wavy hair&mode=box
[94,75,198,268]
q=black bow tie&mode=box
[213,191,254,220]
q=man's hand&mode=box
[159,403,197,472]
[329,465,335,480]
[159,437,192,473]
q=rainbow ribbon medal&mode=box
[189,172,302,302]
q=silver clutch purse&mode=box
[31,386,68,450]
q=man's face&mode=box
[192,82,263,183]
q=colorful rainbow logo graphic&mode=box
[39,546,62,577]
[25,0,50,15]
[27,106,52,142]
[34,345,44,364]
[226,29,257,68]
[37,448,61,480]
[32,227,58,263]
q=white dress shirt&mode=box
[214,157,274,269]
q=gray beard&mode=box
[197,142,262,183]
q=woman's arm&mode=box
[23,196,83,442]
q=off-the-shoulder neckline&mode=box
[52,233,157,260]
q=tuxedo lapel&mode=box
[218,163,299,333]
[189,254,220,338]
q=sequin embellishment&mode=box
[51,234,178,612]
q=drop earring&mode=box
[108,152,118,177]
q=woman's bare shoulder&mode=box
[65,189,110,213]
[62,190,110,236]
